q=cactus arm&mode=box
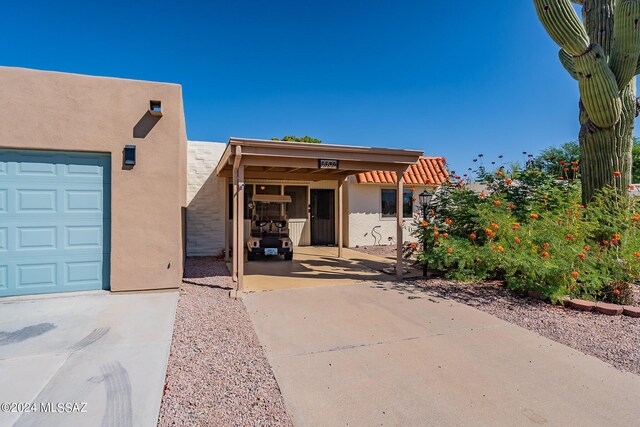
[559,49,578,79]
[571,0,584,4]
[573,44,623,128]
[533,0,590,56]
[609,1,640,89]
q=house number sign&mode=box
[318,159,339,169]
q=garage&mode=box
[0,149,111,297]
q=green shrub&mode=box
[410,163,639,304]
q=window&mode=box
[284,186,307,219]
[228,184,253,220]
[381,189,413,218]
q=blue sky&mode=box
[1,1,598,174]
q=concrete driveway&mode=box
[245,281,640,426]
[0,291,178,427]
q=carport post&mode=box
[396,174,404,279]
[224,177,230,263]
[237,164,244,292]
[337,178,344,258]
[232,146,242,284]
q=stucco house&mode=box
[0,66,446,298]
[186,141,448,257]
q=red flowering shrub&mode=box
[407,162,640,304]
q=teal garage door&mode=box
[0,149,111,297]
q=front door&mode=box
[310,189,335,245]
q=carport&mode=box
[214,137,423,296]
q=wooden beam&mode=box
[338,178,344,258]
[237,164,245,292]
[396,176,403,279]
[224,176,229,262]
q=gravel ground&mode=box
[351,244,397,258]
[158,257,292,427]
[410,278,640,376]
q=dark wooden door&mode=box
[310,189,335,245]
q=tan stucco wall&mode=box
[345,177,430,247]
[0,66,187,292]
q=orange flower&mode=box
[491,222,499,230]
[480,192,486,199]
[571,271,579,278]
[614,289,621,295]
[421,220,428,227]
[429,209,435,215]
[584,245,591,251]
[447,248,454,254]
[541,195,548,200]
[530,213,539,219]
[443,233,449,238]
[612,233,621,240]
[566,233,574,241]
[578,253,586,260]
[634,252,640,258]
[508,203,515,209]
[469,233,477,240]
[493,200,502,206]
[541,251,550,258]
[571,161,578,166]
[445,218,453,225]
[505,179,513,185]
[497,245,505,252]
[496,171,504,176]
[434,231,440,238]
[541,243,550,250]
[613,171,621,177]
[410,243,417,249]
[578,205,585,209]
[514,237,521,244]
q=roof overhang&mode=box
[215,137,423,180]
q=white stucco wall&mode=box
[345,177,430,248]
[186,141,227,256]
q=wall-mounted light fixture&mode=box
[149,100,162,117]
[124,145,136,166]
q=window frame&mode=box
[380,188,414,219]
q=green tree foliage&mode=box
[271,135,322,144]
[534,141,581,180]
[533,139,640,183]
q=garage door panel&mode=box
[65,189,103,213]
[0,228,6,251]
[0,149,110,297]
[16,226,57,250]
[17,189,57,212]
[0,266,6,290]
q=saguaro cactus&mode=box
[533,0,640,203]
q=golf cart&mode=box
[246,194,294,261]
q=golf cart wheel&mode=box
[247,251,257,261]
[284,252,293,261]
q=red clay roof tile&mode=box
[356,157,449,185]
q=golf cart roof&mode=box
[252,194,292,203]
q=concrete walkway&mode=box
[240,246,421,292]
[0,291,178,427]
[245,281,640,426]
